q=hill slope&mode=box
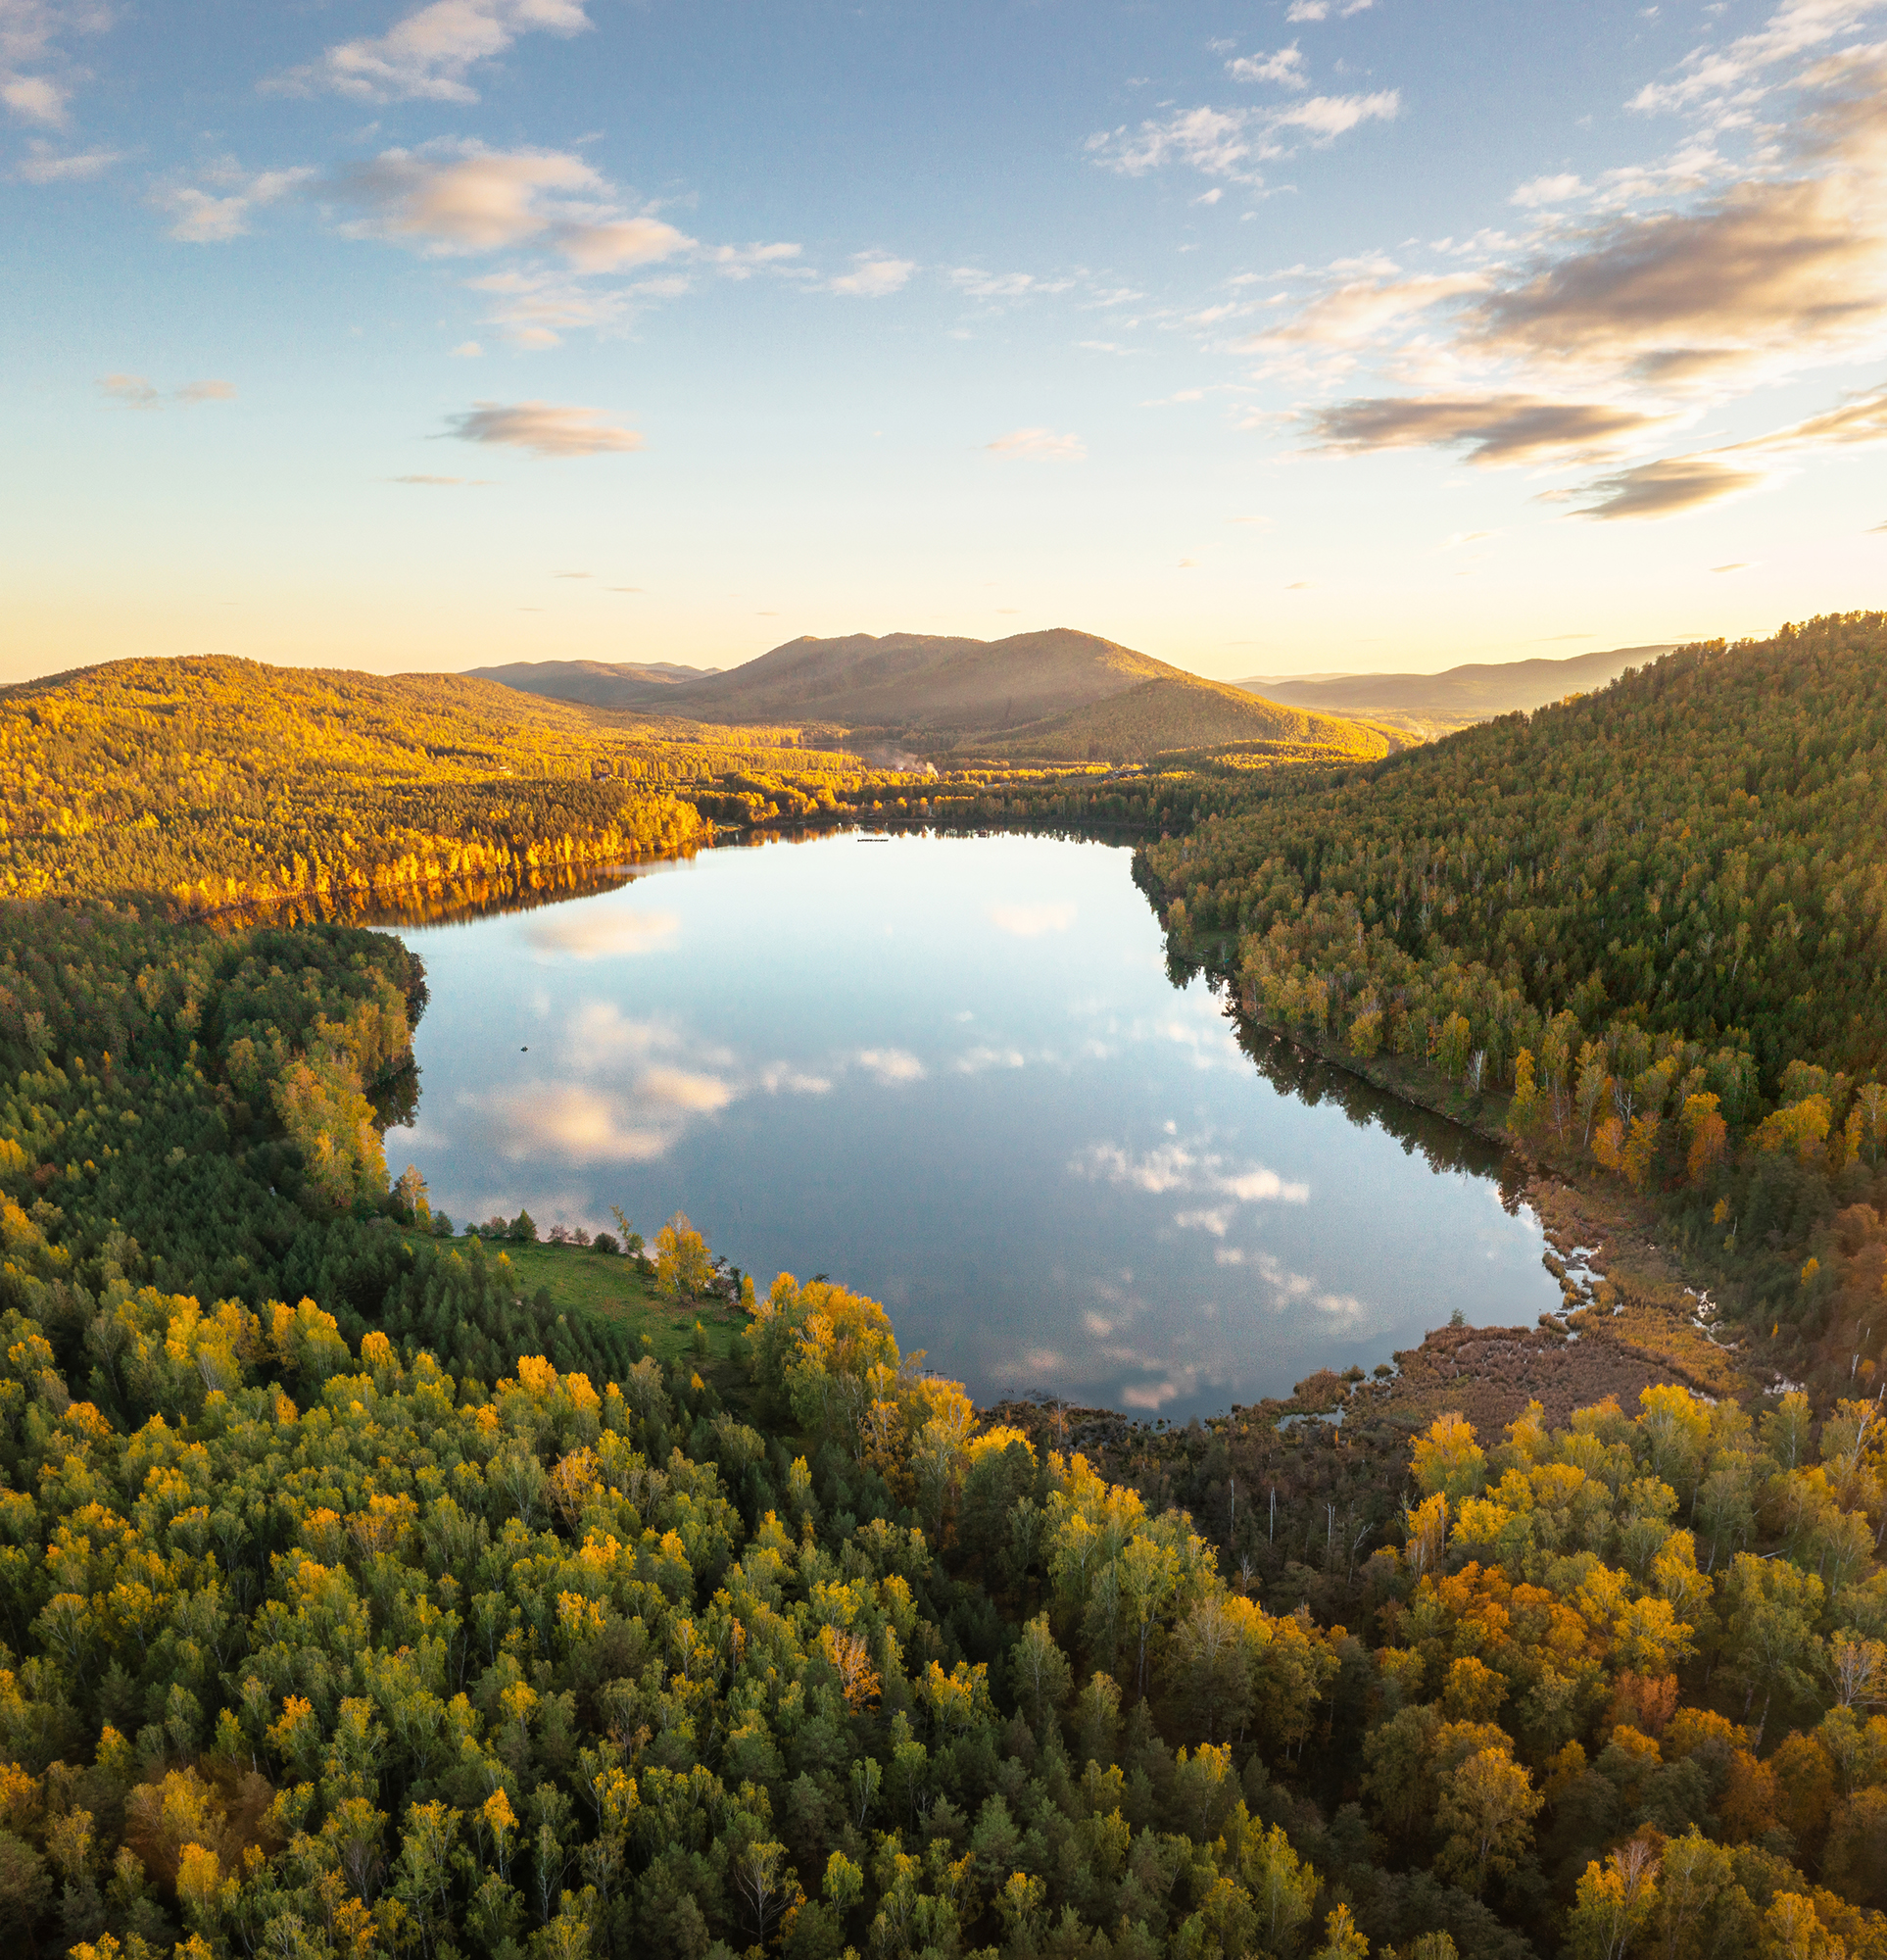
[1153,613,1887,1089]
[975,671,1396,762]
[479,627,1193,733]
[0,656,862,909]
[1234,643,1678,734]
[466,657,719,706]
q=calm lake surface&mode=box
[388,830,1561,1417]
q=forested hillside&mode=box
[1144,612,1887,1374]
[0,659,938,914]
[971,676,1397,765]
[3,883,1887,1960]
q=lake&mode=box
[387,829,1562,1418]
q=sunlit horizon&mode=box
[5,0,1884,687]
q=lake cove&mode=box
[388,829,1562,1418]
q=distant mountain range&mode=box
[469,630,1677,762]
[1232,644,1679,734]
[472,630,1178,732]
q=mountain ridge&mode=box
[1232,643,1681,730]
[472,628,1194,734]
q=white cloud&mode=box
[949,267,1073,299]
[1072,1143,1196,1194]
[17,140,119,179]
[562,1002,678,1059]
[1627,0,1887,116]
[524,907,677,955]
[321,143,795,344]
[1,67,60,122]
[985,426,1086,461]
[1091,106,1258,181]
[153,164,315,243]
[451,339,484,358]
[757,1061,833,1095]
[332,144,689,263]
[988,901,1077,935]
[638,1066,733,1113]
[702,240,804,278]
[856,1047,927,1084]
[468,1083,670,1161]
[1239,271,1487,356]
[1121,1379,1184,1410]
[954,1046,1026,1074]
[1175,1206,1231,1236]
[269,0,592,104]
[445,399,644,457]
[1275,89,1400,139]
[556,214,694,271]
[1,0,111,129]
[1219,1167,1311,1202]
[1227,44,1308,87]
[1512,172,1589,208]
[1090,87,1396,182]
[831,252,913,296]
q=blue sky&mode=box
[4,0,1884,683]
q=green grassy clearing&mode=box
[464,1236,753,1378]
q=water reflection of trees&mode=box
[234,858,678,933]
[1191,972,1533,1212]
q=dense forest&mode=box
[4,623,1887,1960]
[1142,614,1887,1385]
[2,883,1886,1960]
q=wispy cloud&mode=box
[831,252,913,296]
[268,0,592,104]
[1072,1139,1309,1203]
[1626,0,1887,116]
[855,1047,927,1084]
[1562,380,1887,519]
[954,1045,1026,1074]
[98,372,236,410]
[388,473,494,485]
[949,267,1074,300]
[1307,394,1665,465]
[757,1061,833,1095]
[16,138,120,180]
[524,906,676,954]
[1226,44,1307,87]
[985,426,1086,461]
[1569,454,1765,519]
[1238,272,1488,354]
[152,162,315,242]
[1089,87,1398,183]
[1,0,111,128]
[444,399,644,458]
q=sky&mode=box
[3,0,1885,686]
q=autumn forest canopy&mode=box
[3,616,1887,1960]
